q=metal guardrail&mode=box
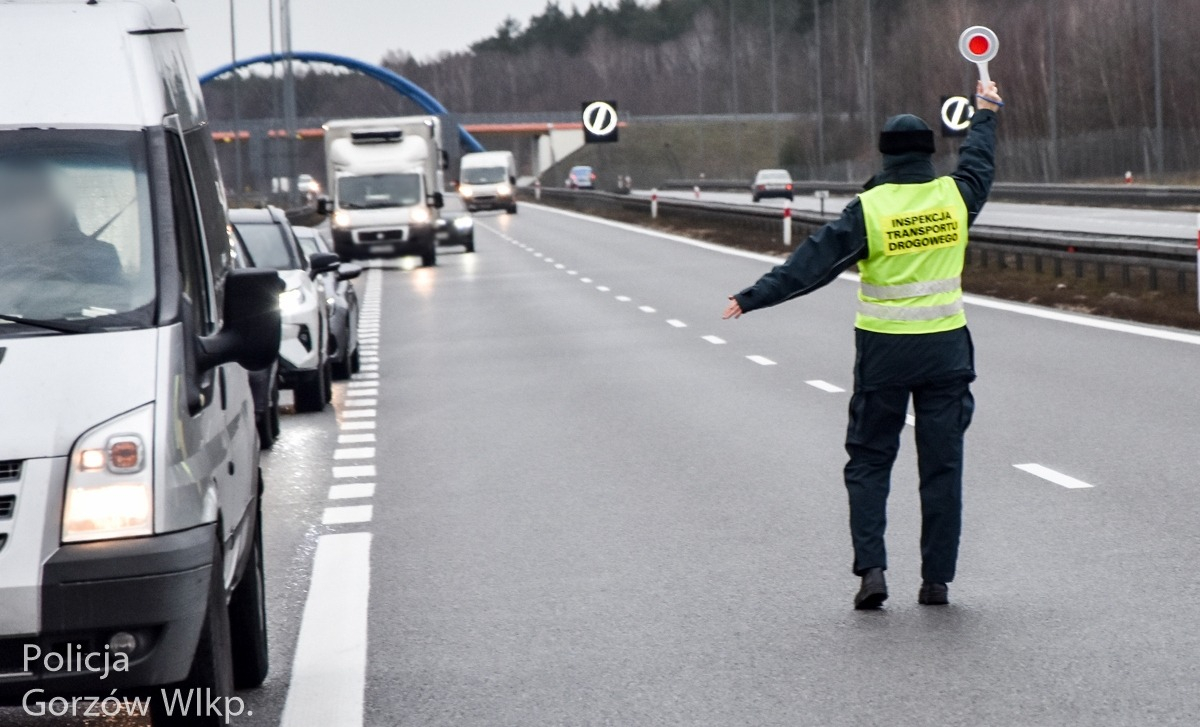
[525,188,1197,294]
[661,179,1200,209]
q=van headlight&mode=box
[410,207,432,225]
[279,284,305,312]
[459,184,474,198]
[332,209,351,228]
[63,404,154,543]
[496,183,513,197]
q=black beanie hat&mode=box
[878,114,936,156]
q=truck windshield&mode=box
[462,167,507,185]
[0,129,155,335]
[338,174,422,209]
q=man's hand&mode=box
[975,80,1003,112]
[722,296,744,320]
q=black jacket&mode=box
[733,109,997,314]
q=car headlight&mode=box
[63,404,154,543]
[496,183,512,196]
[453,216,474,230]
[279,285,305,312]
[332,209,351,228]
[410,207,432,225]
[459,184,474,198]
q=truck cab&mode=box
[0,2,279,723]
[321,118,447,267]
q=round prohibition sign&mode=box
[582,101,619,137]
[941,96,975,132]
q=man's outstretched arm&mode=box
[723,200,867,319]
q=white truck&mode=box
[319,116,447,267]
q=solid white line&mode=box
[615,295,631,302]
[806,380,846,393]
[345,389,378,398]
[527,203,1200,347]
[596,286,610,292]
[702,335,726,345]
[338,433,376,444]
[328,483,376,500]
[1013,463,1095,489]
[322,505,373,525]
[344,399,378,408]
[667,319,687,328]
[747,355,777,366]
[638,306,656,313]
[279,533,371,727]
[333,464,376,479]
[340,421,377,431]
[334,447,376,460]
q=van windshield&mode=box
[0,130,155,335]
[338,173,422,209]
[462,167,507,185]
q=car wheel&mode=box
[421,246,437,267]
[464,235,476,253]
[507,205,518,215]
[350,347,361,374]
[323,362,333,404]
[332,350,351,381]
[256,410,275,450]
[293,368,326,413]
[752,195,760,203]
[150,538,235,726]
[229,488,269,689]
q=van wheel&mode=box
[332,353,351,381]
[507,205,518,215]
[229,496,269,689]
[350,348,361,374]
[293,368,326,413]
[256,411,275,450]
[151,538,234,726]
[421,247,437,267]
[323,362,333,404]
[464,235,476,254]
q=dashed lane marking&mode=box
[1014,463,1095,489]
[332,464,376,479]
[747,355,777,366]
[806,380,846,393]
[334,447,376,460]
[329,483,377,500]
[322,505,374,525]
[702,335,726,345]
[667,320,687,328]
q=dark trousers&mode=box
[843,330,976,583]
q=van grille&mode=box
[356,229,406,243]
[0,496,13,519]
[0,460,19,481]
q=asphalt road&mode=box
[639,188,1198,241]
[7,201,1200,726]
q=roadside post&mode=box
[1196,213,1199,312]
[815,189,830,216]
[651,188,658,219]
[1125,171,1134,185]
[534,178,542,200]
[693,185,701,199]
[783,203,793,246]
[958,26,998,84]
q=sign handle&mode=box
[976,61,991,86]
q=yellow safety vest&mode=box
[856,176,969,334]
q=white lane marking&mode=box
[338,433,376,444]
[567,270,578,275]
[528,203,1200,347]
[329,483,376,500]
[747,355,777,366]
[1014,463,1095,489]
[360,364,379,372]
[332,464,376,479]
[702,335,726,345]
[347,380,377,388]
[581,278,592,283]
[638,306,656,313]
[344,399,378,408]
[597,286,611,292]
[533,252,543,258]
[345,389,378,398]
[352,372,379,380]
[555,264,565,269]
[806,380,846,393]
[279,533,371,727]
[361,357,380,364]
[544,258,554,263]
[322,505,374,525]
[340,421,377,431]
[342,409,377,419]
[667,319,687,328]
[615,295,631,302]
[334,447,376,460]
[905,414,917,427]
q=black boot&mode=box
[854,567,888,610]
[918,581,949,606]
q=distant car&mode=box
[231,230,282,448]
[230,207,341,413]
[566,165,596,190]
[752,169,794,202]
[293,226,362,380]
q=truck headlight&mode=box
[279,285,305,312]
[496,183,512,197]
[63,404,154,543]
[332,209,351,228]
[410,207,432,225]
[459,184,474,198]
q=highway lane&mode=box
[7,203,1199,726]
[638,188,1197,241]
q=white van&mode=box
[0,2,281,723]
[459,150,518,214]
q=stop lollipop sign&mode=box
[959,26,998,85]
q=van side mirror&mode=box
[510,175,516,185]
[198,269,282,372]
[440,150,450,171]
[431,191,444,209]
[337,263,363,281]
[316,196,332,216]
[308,251,341,279]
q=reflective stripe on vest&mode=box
[856,177,969,335]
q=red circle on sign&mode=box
[968,35,990,55]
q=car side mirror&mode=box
[337,263,363,282]
[316,196,332,216]
[308,251,341,279]
[197,269,283,372]
[430,191,445,209]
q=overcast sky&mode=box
[176,0,611,75]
